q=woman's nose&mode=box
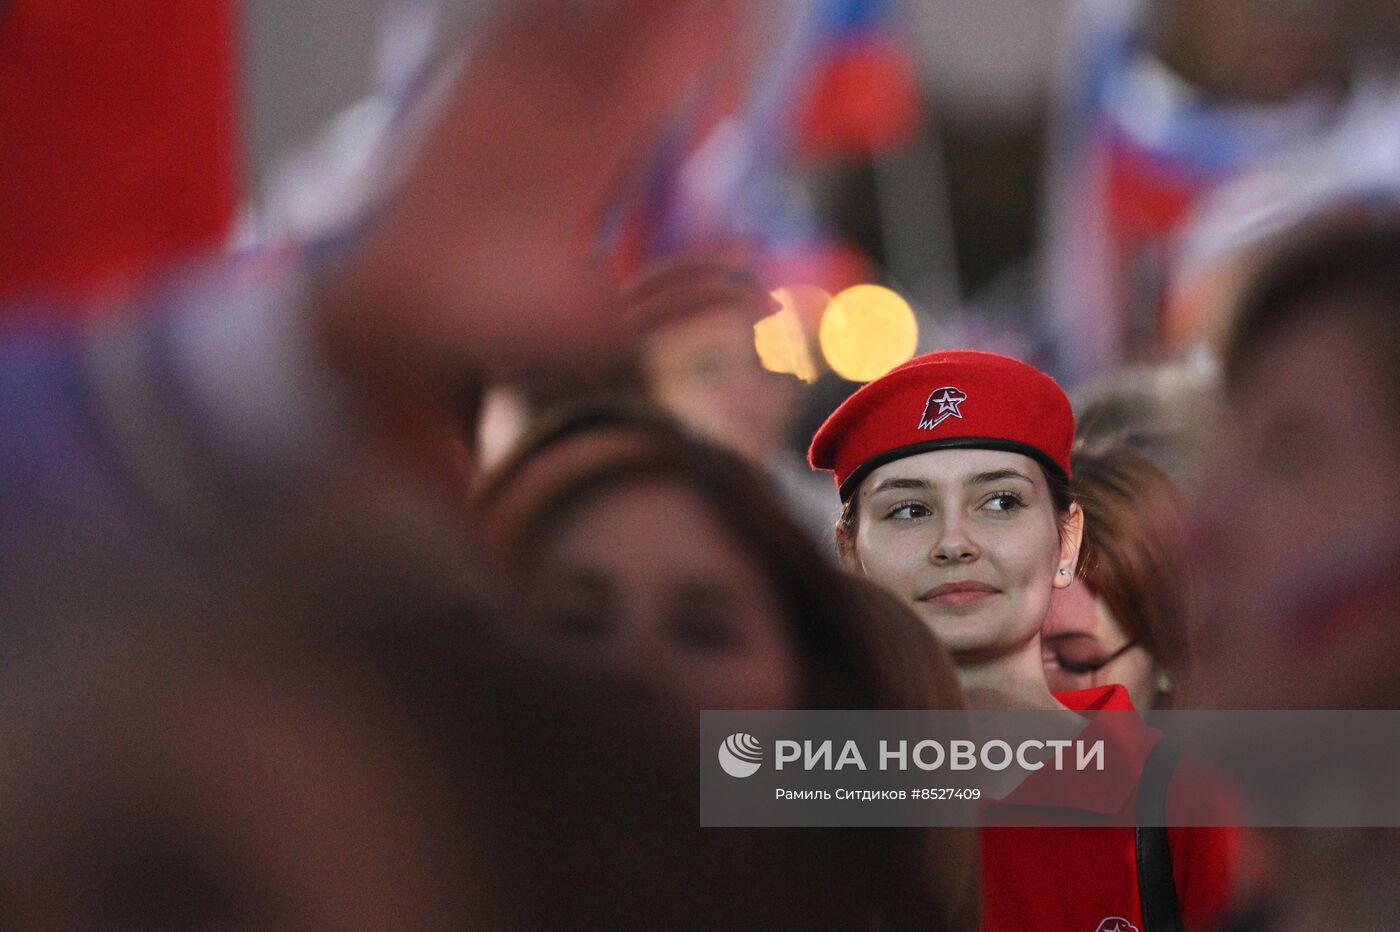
[928,517,980,564]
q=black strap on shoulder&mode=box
[1135,736,1184,932]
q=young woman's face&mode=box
[532,478,801,715]
[1043,577,1160,709]
[850,449,1079,661]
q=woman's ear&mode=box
[1053,502,1084,589]
[835,522,863,574]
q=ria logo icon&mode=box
[718,733,764,778]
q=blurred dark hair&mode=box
[826,574,981,930]
[1071,444,1192,708]
[474,403,980,929]
[477,402,916,709]
[1224,216,1400,404]
[4,595,940,930]
[1071,361,1217,490]
[0,592,518,929]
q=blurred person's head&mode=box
[476,406,800,713]
[1044,445,1191,710]
[826,574,981,930]
[813,351,1084,709]
[1073,359,1221,490]
[643,307,802,462]
[1146,0,1347,104]
[1199,217,1400,706]
[634,257,801,464]
[476,404,932,714]
[476,405,980,930]
[0,604,509,930]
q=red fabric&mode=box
[0,0,239,306]
[796,36,923,159]
[1293,557,1400,652]
[979,685,1239,932]
[1098,139,1205,349]
[808,350,1074,494]
[761,238,872,297]
[1104,139,1202,247]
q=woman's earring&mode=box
[1156,670,1175,695]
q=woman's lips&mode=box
[919,581,999,607]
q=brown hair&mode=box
[1224,213,1400,410]
[1071,444,1191,707]
[474,403,979,929]
[826,574,981,930]
[476,404,863,707]
[476,402,971,711]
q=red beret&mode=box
[808,350,1074,500]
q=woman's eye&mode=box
[885,502,932,521]
[1052,655,1109,675]
[982,493,1025,513]
[1045,642,1108,674]
[540,575,613,640]
[671,612,742,651]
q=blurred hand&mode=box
[622,250,778,332]
[315,0,743,398]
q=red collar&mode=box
[1055,683,1138,712]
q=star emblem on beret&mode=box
[918,386,968,430]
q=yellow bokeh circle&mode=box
[818,284,918,382]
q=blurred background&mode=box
[6,4,1400,927]
[11,0,1400,392]
[12,0,1400,561]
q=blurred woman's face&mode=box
[1201,308,1400,632]
[1043,577,1160,709]
[533,478,800,714]
[849,449,1079,661]
[644,308,800,463]
[1195,306,1400,704]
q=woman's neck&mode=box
[953,634,1065,712]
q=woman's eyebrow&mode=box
[867,477,932,495]
[964,469,1034,487]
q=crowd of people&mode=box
[3,0,1399,929]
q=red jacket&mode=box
[978,685,1238,931]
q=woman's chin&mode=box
[916,605,1004,647]
[919,620,1004,656]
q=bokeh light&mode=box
[754,285,830,384]
[817,284,918,382]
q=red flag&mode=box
[794,0,924,160]
[0,0,239,307]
